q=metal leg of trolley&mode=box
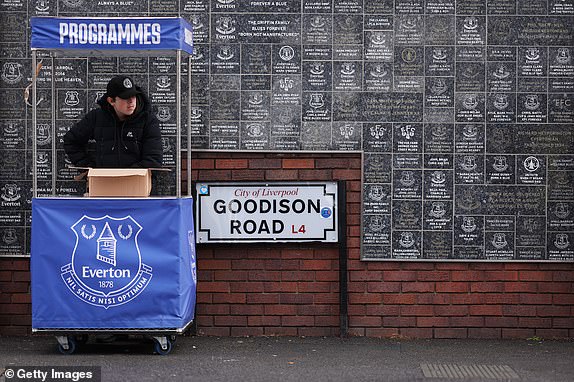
[50,328,186,355]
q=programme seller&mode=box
[63,75,162,169]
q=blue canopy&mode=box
[29,16,193,197]
[30,16,193,56]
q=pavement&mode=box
[0,335,573,382]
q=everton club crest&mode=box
[61,215,152,309]
[2,62,23,85]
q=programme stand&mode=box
[29,17,196,355]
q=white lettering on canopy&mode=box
[59,22,161,45]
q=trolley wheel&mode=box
[153,338,173,355]
[58,337,77,355]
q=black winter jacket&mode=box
[63,89,162,168]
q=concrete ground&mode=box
[1,335,573,381]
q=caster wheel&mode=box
[58,337,77,355]
[154,338,173,355]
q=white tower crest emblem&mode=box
[61,215,153,309]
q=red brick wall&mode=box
[195,245,341,337]
[346,262,574,339]
[1,152,572,338]
[0,259,31,336]
[190,152,361,337]
[190,152,573,339]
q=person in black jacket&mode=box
[64,75,162,169]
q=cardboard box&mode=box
[87,168,151,197]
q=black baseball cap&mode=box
[106,75,140,99]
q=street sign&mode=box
[196,182,338,243]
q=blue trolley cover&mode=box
[31,197,196,330]
[30,16,193,55]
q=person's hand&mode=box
[74,171,88,181]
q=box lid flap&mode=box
[87,168,149,177]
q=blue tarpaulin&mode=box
[30,16,193,55]
[31,197,196,330]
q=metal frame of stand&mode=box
[30,18,193,198]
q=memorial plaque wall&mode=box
[0,1,572,261]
